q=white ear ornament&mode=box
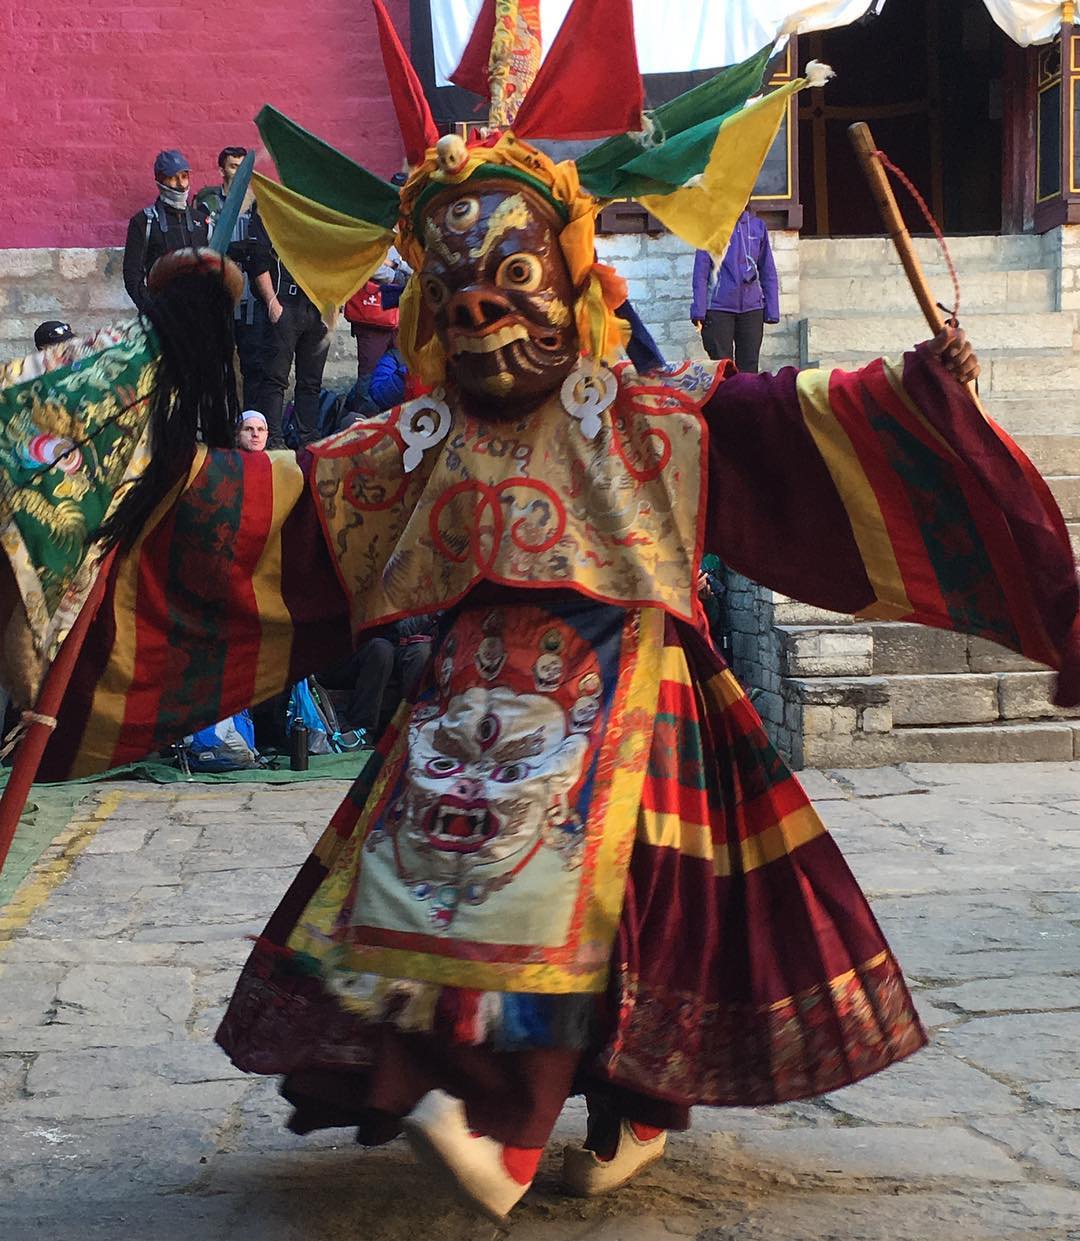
[400,388,452,472]
[559,363,617,440]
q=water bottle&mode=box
[290,721,309,771]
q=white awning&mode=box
[429,1,1076,89]
[429,0,885,86]
[982,0,1076,45]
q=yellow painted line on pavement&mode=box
[0,788,127,956]
[0,785,236,958]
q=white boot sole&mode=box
[403,1089,530,1223]
[561,1125,667,1197]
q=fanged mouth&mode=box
[448,321,563,359]
[424,800,499,853]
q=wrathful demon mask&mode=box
[417,180,580,411]
[356,606,604,931]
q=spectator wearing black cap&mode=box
[194,147,248,222]
[33,321,75,352]
[122,149,210,314]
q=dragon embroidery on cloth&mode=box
[0,321,156,702]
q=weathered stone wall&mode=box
[0,229,805,385]
[4,224,1075,376]
[0,247,362,387]
[1046,223,1080,313]
[0,249,131,363]
[595,229,802,372]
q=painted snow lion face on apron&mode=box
[419,181,580,411]
[378,608,601,928]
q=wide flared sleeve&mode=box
[702,345,1080,706]
[36,447,353,780]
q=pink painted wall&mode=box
[0,0,410,248]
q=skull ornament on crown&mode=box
[371,607,604,930]
[394,133,631,430]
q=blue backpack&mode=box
[282,389,348,449]
[285,678,365,753]
[182,711,259,771]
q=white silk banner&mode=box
[982,1,1076,45]
[427,0,1074,90]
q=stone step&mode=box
[784,667,1079,728]
[1049,476,1080,519]
[883,672,1058,727]
[779,670,1080,767]
[799,719,1079,768]
[798,234,1050,275]
[873,625,1046,676]
[799,268,1055,316]
[777,621,1052,678]
[1014,434,1080,476]
[771,599,858,626]
[986,353,1080,395]
[871,625,975,676]
[981,396,1080,437]
[776,624,873,677]
[805,312,1074,360]
[995,669,1080,721]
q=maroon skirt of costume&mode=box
[216,604,924,1139]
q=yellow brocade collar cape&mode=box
[308,360,724,633]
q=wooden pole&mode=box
[847,121,947,337]
[0,555,113,877]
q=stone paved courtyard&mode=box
[1,763,1078,1241]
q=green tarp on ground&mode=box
[0,782,88,908]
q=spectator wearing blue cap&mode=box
[122,149,210,313]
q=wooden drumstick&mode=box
[849,121,980,395]
[848,121,947,336]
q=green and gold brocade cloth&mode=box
[0,320,157,700]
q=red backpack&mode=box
[344,280,398,329]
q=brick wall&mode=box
[0,0,408,248]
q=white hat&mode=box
[240,410,268,428]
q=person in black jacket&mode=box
[122,150,210,313]
[318,614,439,742]
[246,205,332,449]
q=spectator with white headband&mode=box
[236,410,268,453]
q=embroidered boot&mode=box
[402,1089,541,1221]
[562,1117,667,1197]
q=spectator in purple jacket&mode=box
[690,209,779,373]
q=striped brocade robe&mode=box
[17,346,1079,1117]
